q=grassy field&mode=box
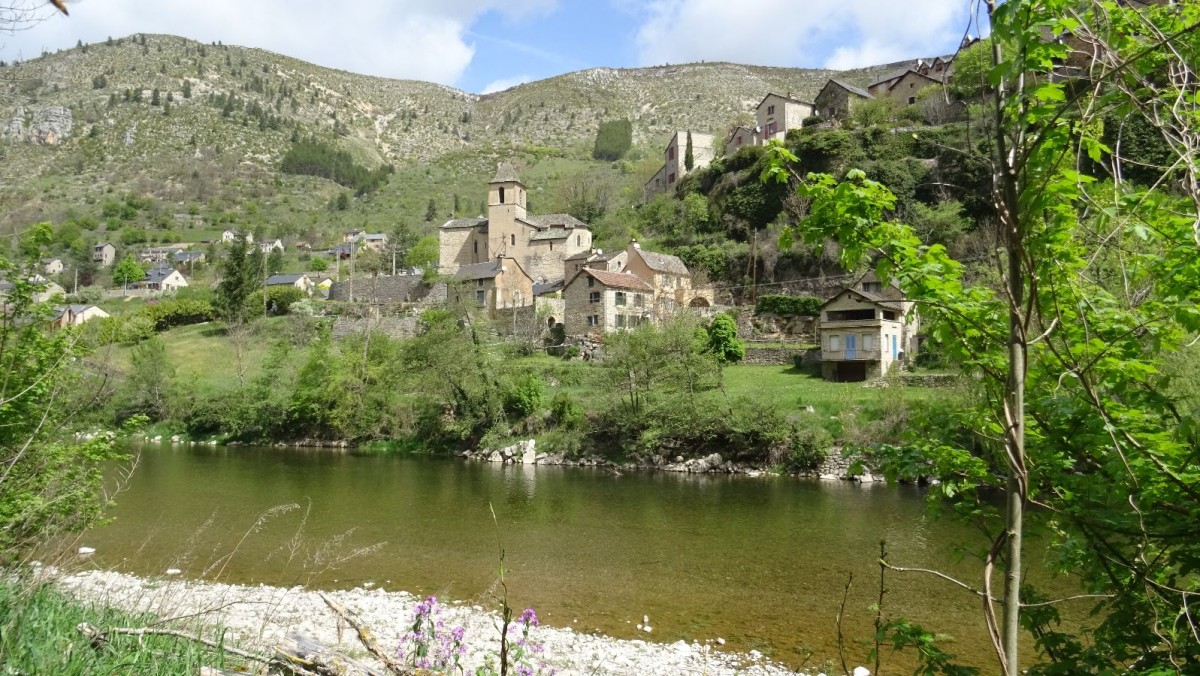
[95,320,279,387]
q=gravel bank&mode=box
[52,569,847,675]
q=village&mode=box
[11,52,974,382]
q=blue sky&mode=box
[2,0,982,93]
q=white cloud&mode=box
[630,0,969,69]
[480,74,532,94]
[1,0,557,86]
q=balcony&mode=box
[822,348,882,362]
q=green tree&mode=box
[309,256,328,273]
[214,234,257,323]
[150,88,160,105]
[592,118,633,161]
[266,247,284,275]
[705,313,744,365]
[684,131,695,171]
[112,255,145,287]
[0,223,121,556]
[406,236,439,272]
[766,1,1200,671]
[424,198,438,222]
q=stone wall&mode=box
[815,449,883,482]
[738,312,818,342]
[327,275,446,306]
[331,315,419,340]
[741,347,803,366]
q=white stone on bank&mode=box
[48,569,821,675]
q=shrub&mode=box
[504,374,545,420]
[706,313,745,364]
[755,294,822,316]
[135,298,215,331]
[561,345,581,360]
[119,315,155,343]
[592,118,633,161]
[786,423,833,471]
[549,392,585,430]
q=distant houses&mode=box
[451,257,534,313]
[265,273,315,295]
[644,130,715,197]
[133,264,188,293]
[93,242,116,268]
[813,79,874,121]
[50,304,109,329]
[41,257,64,276]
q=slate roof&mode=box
[441,217,488,230]
[820,287,904,309]
[530,230,570,241]
[173,251,205,262]
[757,92,815,108]
[578,269,652,292]
[491,162,521,183]
[145,266,181,284]
[632,248,690,275]
[533,280,564,296]
[824,79,874,100]
[453,260,504,281]
[526,213,589,229]
[266,274,306,286]
[867,68,911,88]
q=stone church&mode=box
[438,163,593,284]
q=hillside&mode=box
[0,33,906,246]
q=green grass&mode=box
[0,577,241,675]
[96,320,283,388]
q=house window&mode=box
[615,315,626,328]
[634,294,644,307]
[511,234,516,247]
[882,310,897,321]
[863,334,874,351]
[587,276,595,288]
[513,291,522,305]
[863,281,882,292]
[473,241,478,254]
[668,172,676,184]
[829,334,841,351]
[549,242,553,251]
[587,315,599,326]
[767,104,775,115]
[668,147,675,160]
[908,96,917,105]
[615,291,626,306]
[477,279,484,287]
[589,291,601,303]
[577,235,581,246]
[476,289,486,304]
[499,187,506,203]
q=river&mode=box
[80,444,1070,670]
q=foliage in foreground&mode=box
[766,0,1200,671]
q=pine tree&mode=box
[424,199,438,222]
[151,88,160,106]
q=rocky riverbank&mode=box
[50,569,870,675]
[459,438,884,483]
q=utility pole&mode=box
[349,243,355,303]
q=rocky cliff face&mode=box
[2,105,73,145]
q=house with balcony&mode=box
[92,242,116,268]
[818,273,918,382]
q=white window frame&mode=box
[828,334,841,351]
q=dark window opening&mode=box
[826,309,876,321]
[510,234,516,246]
[499,187,506,203]
[882,310,897,321]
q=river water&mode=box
[82,445,1068,670]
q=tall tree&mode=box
[112,255,145,288]
[684,131,695,171]
[766,1,1200,672]
[215,234,256,324]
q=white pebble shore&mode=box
[49,569,855,676]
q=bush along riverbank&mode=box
[29,567,879,676]
[79,313,954,476]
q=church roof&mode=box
[527,213,589,229]
[441,217,488,230]
[530,230,570,241]
[490,162,521,184]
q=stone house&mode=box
[92,242,116,268]
[451,256,535,316]
[755,93,813,143]
[41,257,64,276]
[644,130,715,198]
[0,279,66,303]
[221,230,253,244]
[562,268,654,337]
[134,265,188,294]
[818,272,919,382]
[868,69,940,105]
[622,241,713,315]
[724,125,758,156]
[562,248,628,281]
[139,244,188,264]
[172,250,206,266]
[439,163,592,284]
[814,79,874,121]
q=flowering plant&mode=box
[396,596,467,673]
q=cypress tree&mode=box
[684,131,695,171]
